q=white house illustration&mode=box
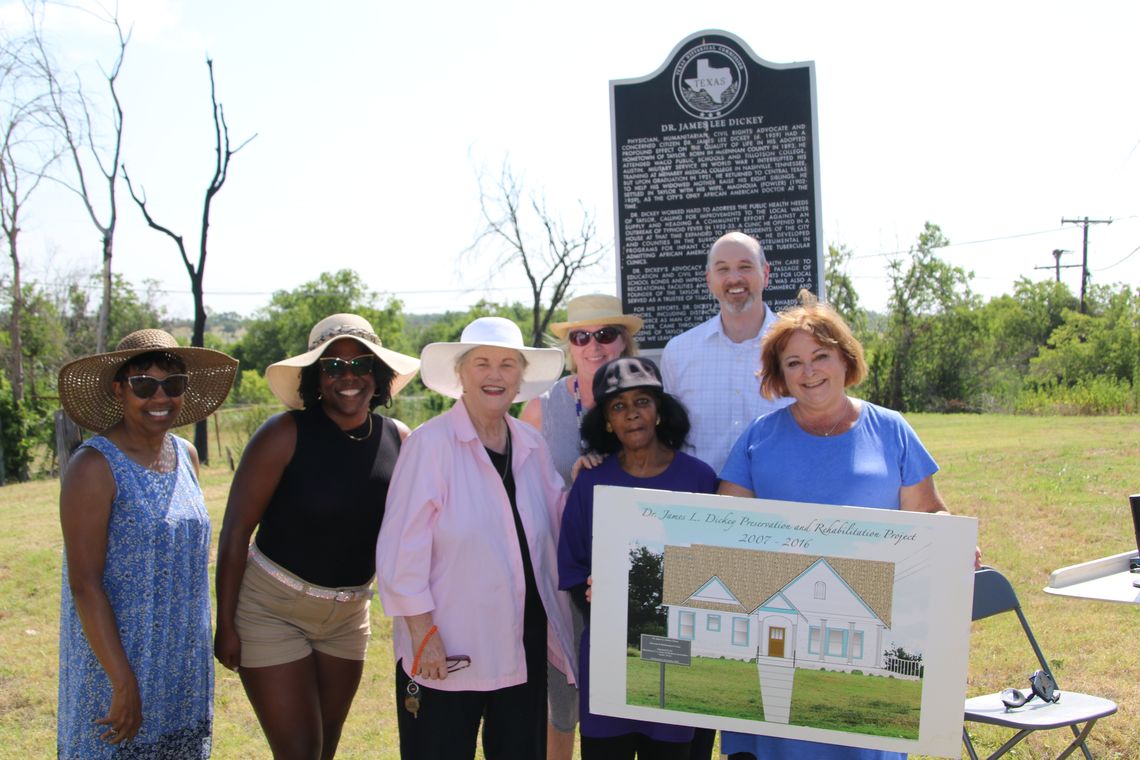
[662,545,900,676]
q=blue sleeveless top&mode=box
[58,435,212,759]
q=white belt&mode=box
[249,545,373,602]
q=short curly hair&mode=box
[760,295,867,400]
[580,388,691,455]
[297,353,398,410]
[112,351,187,382]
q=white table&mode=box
[1044,550,1140,604]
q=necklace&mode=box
[795,399,851,437]
[490,427,513,481]
[147,434,175,473]
[343,414,373,442]
[572,376,587,452]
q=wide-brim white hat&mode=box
[266,313,421,410]
[420,316,564,403]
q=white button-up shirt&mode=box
[660,305,793,475]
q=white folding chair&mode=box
[963,567,1117,759]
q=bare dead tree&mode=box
[1,32,60,406]
[29,1,128,352]
[466,161,610,346]
[123,58,255,463]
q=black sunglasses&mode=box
[126,374,189,399]
[1001,669,1060,709]
[568,327,620,347]
[318,354,375,379]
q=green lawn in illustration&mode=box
[626,655,921,738]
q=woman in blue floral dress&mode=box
[57,329,237,758]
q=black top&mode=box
[256,405,400,587]
[486,439,547,666]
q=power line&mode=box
[849,226,1064,261]
[1093,244,1140,272]
[848,216,1138,262]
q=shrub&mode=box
[1015,376,1136,415]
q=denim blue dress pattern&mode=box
[58,435,213,759]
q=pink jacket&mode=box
[376,400,577,691]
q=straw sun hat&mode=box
[419,317,564,403]
[548,294,644,339]
[58,329,239,432]
[266,313,421,410]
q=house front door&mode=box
[768,626,785,658]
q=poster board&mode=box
[589,486,976,758]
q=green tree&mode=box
[0,371,34,483]
[407,299,534,353]
[824,243,865,337]
[54,273,167,362]
[228,369,274,406]
[865,222,976,411]
[627,546,665,648]
[969,279,1079,408]
[1029,285,1138,388]
[235,270,408,376]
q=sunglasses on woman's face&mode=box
[318,354,375,379]
[1001,669,1060,709]
[126,374,189,399]
[568,327,620,347]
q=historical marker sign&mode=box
[640,634,692,666]
[610,30,823,349]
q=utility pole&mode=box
[1061,216,1112,314]
[1034,248,1079,283]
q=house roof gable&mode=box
[662,544,894,626]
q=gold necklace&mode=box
[343,414,373,442]
[796,400,851,437]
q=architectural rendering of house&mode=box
[661,544,900,676]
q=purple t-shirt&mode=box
[558,451,718,740]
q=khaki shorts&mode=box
[235,553,372,668]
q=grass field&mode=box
[2,413,1139,758]
[627,657,921,737]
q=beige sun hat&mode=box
[58,328,239,432]
[265,313,421,410]
[548,294,644,339]
[419,316,564,402]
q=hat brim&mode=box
[265,335,421,410]
[59,346,238,432]
[548,314,644,339]
[419,341,564,403]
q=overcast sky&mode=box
[4,0,1137,320]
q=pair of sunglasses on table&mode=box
[1001,669,1061,709]
[403,656,471,719]
[318,354,375,379]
